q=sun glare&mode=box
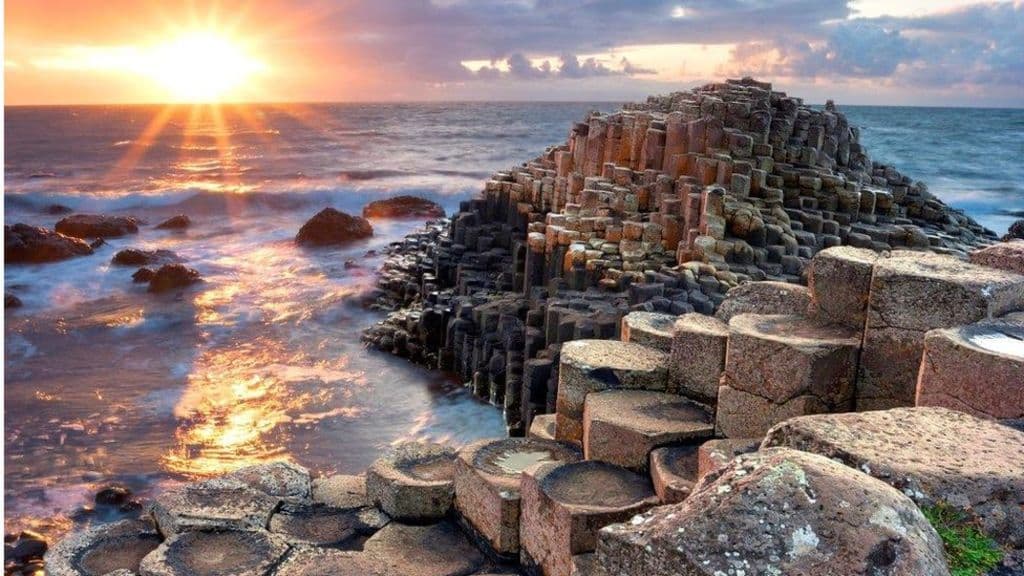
[146,32,265,102]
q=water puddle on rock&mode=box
[492,450,557,474]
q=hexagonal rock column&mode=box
[667,313,728,405]
[597,448,950,576]
[268,500,389,546]
[807,246,879,330]
[138,530,288,576]
[583,390,713,471]
[520,460,658,576]
[915,315,1024,419]
[362,520,486,576]
[620,312,675,352]
[454,437,581,556]
[763,407,1024,549]
[312,474,368,509]
[528,413,556,441]
[46,520,161,576]
[858,251,1024,410]
[556,340,669,444]
[366,441,456,522]
[222,461,312,501]
[713,281,811,323]
[649,445,699,504]
[150,478,281,535]
[716,314,861,438]
[273,548,389,576]
[696,438,760,481]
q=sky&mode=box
[4,0,1023,106]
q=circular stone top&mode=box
[139,530,288,576]
[652,445,700,480]
[400,454,455,482]
[958,321,1024,359]
[623,312,676,335]
[674,312,728,337]
[730,314,860,346]
[471,438,580,482]
[46,520,160,576]
[541,461,655,510]
[373,441,457,486]
[561,339,667,372]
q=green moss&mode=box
[921,503,1003,576]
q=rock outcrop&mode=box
[155,214,191,230]
[111,248,180,266]
[54,214,139,238]
[5,223,94,263]
[296,207,373,246]
[147,263,201,293]
[363,195,446,219]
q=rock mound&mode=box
[5,223,93,263]
[363,195,445,219]
[111,248,180,266]
[147,264,201,293]
[155,214,191,230]
[55,214,138,238]
[296,207,373,246]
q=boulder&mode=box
[808,246,879,329]
[45,520,160,576]
[155,215,191,230]
[365,441,456,522]
[6,293,23,308]
[5,223,93,263]
[111,249,180,267]
[312,474,369,509]
[132,268,155,283]
[667,313,728,405]
[556,340,669,444]
[520,460,659,576]
[150,477,280,535]
[268,500,388,546]
[222,460,312,500]
[147,264,201,293]
[597,447,950,576]
[46,203,73,215]
[1002,219,1024,241]
[763,407,1024,549]
[454,437,581,555]
[714,281,811,322]
[361,521,485,576]
[583,390,713,471]
[296,207,373,246]
[969,240,1024,274]
[138,530,288,576]
[362,195,445,220]
[55,214,139,238]
[648,445,699,504]
[858,251,1024,410]
[619,312,675,352]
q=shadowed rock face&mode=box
[598,448,950,576]
[362,196,445,220]
[138,530,288,576]
[5,223,93,263]
[296,207,373,246]
[55,214,139,239]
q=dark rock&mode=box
[5,223,94,263]
[132,267,155,283]
[147,264,201,293]
[1003,219,1024,241]
[344,259,361,269]
[89,238,107,250]
[45,204,73,215]
[55,214,139,238]
[5,293,23,308]
[11,536,47,561]
[111,248,179,266]
[362,196,445,220]
[296,207,373,246]
[95,485,132,506]
[155,214,191,229]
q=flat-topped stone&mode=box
[620,312,675,352]
[583,390,713,471]
[150,477,281,535]
[763,407,1024,548]
[714,281,811,322]
[970,240,1024,274]
[46,520,160,576]
[223,461,312,501]
[916,315,1024,419]
[454,437,581,555]
[362,520,486,576]
[696,438,760,481]
[521,460,658,576]
[272,548,388,576]
[366,441,456,521]
[312,474,368,509]
[139,530,288,576]
[597,447,949,576]
[667,313,728,404]
[859,251,1024,410]
[649,445,699,504]
[808,246,879,329]
[556,340,669,443]
[528,413,556,441]
[717,313,861,437]
[268,500,389,546]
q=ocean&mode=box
[4,102,1023,537]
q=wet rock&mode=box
[55,214,139,239]
[111,249,179,267]
[362,195,445,220]
[520,460,659,576]
[366,441,456,522]
[89,238,107,250]
[10,532,47,561]
[45,519,160,576]
[714,280,812,322]
[268,500,388,546]
[222,461,312,500]
[138,530,288,576]
[295,207,373,246]
[147,264,201,293]
[598,447,950,576]
[312,474,369,509]
[150,477,280,535]
[45,203,73,215]
[5,223,93,263]
[155,215,191,230]
[95,485,133,506]
[132,268,155,283]
[362,521,486,576]
[6,293,23,308]
[763,406,1024,549]
[970,240,1024,274]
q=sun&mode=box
[146,32,266,103]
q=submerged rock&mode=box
[147,264,201,293]
[598,447,949,576]
[5,293,23,308]
[55,214,139,239]
[45,203,73,215]
[296,207,373,246]
[111,248,180,266]
[5,223,93,263]
[132,267,155,283]
[362,195,445,220]
[155,214,191,230]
